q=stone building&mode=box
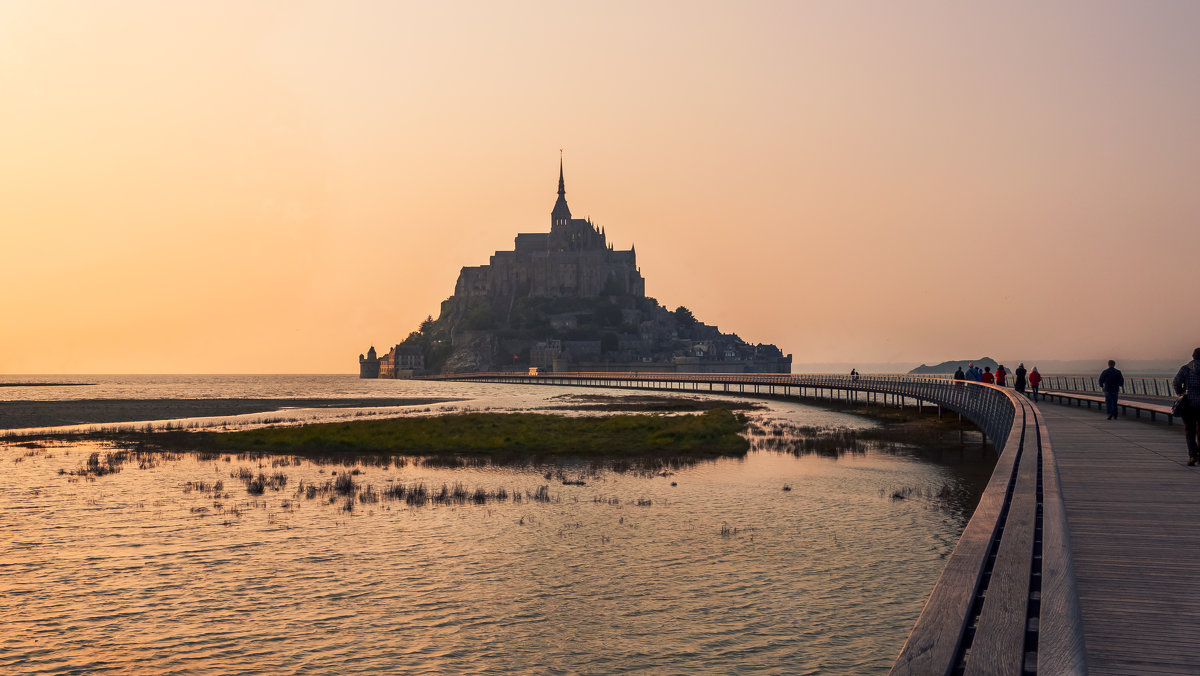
[378,344,425,378]
[358,161,791,376]
[358,346,380,378]
[529,339,563,370]
[454,161,645,303]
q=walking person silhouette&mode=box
[1099,360,1124,420]
[1174,348,1200,466]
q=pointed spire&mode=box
[551,154,572,226]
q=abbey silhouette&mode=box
[361,161,790,377]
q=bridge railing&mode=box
[1038,374,1174,398]
[894,373,1176,398]
[434,370,1084,673]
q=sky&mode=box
[2,0,1198,374]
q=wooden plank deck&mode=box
[1039,403,1199,674]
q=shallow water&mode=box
[0,376,993,674]
[1,375,879,436]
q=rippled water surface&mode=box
[0,375,993,674]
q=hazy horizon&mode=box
[4,1,1198,374]
[3,355,1189,378]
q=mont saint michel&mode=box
[359,162,792,377]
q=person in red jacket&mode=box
[1028,367,1042,401]
[981,367,995,384]
[995,365,1008,386]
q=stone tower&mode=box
[358,345,381,378]
[548,160,604,252]
[454,161,645,299]
[551,158,571,228]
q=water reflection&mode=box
[0,387,997,674]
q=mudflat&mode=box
[0,382,94,387]
[0,397,458,430]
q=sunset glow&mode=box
[3,1,1198,373]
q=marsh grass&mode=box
[291,477,523,508]
[62,450,143,477]
[544,393,766,413]
[334,472,356,495]
[230,468,288,495]
[183,479,224,495]
[246,475,266,495]
[883,484,957,501]
[111,409,749,459]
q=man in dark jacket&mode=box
[1099,360,1125,420]
[953,366,965,382]
[1173,347,1200,465]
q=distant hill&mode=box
[909,358,999,375]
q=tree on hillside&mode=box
[673,306,696,327]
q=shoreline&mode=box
[0,397,460,431]
[0,382,95,388]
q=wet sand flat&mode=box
[0,382,94,388]
[0,397,457,430]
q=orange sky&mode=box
[3,1,1198,374]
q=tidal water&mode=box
[0,375,993,674]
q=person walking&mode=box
[967,363,981,382]
[1099,359,1125,420]
[1173,348,1200,466]
[981,366,995,384]
[995,365,1007,387]
[1029,367,1041,401]
[953,366,966,383]
[1014,363,1027,394]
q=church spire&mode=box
[551,155,572,227]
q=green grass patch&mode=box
[144,409,749,458]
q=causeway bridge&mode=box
[433,371,1195,674]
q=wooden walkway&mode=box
[1040,403,1200,674]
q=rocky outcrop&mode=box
[441,333,499,373]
